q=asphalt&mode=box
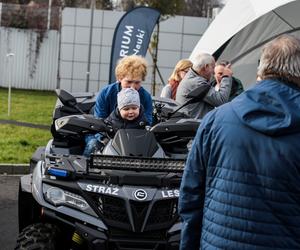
[0,175,20,250]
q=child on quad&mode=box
[83,88,148,156]
[105,87,148,135]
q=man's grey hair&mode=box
[257,34,300,86]
[192,52,215,71]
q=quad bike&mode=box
[15,85,209,250]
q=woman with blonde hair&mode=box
[160,59,192,100]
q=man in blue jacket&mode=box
[179,34,300,249]
[94,55,152,123]
[83,55,152,156]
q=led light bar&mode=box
[89,155,185,173]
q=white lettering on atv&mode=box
[112,188,119,195]
[99,186,105,193]
[105,187,111,194]
[85,185,119,196]
[161,189,179,198]
[86,184,92,191]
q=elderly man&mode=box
[176,52,232,119]
[179,34,300,249]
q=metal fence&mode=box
[0,27,60,90]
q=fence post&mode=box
[6,53,15,117]
[0,3,2,27]
[47,0,52,30]
[86,0,95,92]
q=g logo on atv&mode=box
[133,189,147,201]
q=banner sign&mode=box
[109,6,161,83]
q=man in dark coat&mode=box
[211,60,244,101]
[179,34,300,249]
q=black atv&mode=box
[15,86,209,250]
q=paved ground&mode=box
[0,175,20,250]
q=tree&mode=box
[116,0,183,15]
[96,0,113,9]
[180,0,223,17]
[63,0,113,9]
[116,0,223,17]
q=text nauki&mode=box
[119,25,145,57]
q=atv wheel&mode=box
[15,223,60,250]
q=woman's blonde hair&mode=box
[115,55,148,81]
[168,59,193,82]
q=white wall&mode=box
[59,8,209,95]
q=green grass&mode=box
[0,88,56,163]
[0,88,56,124]
[0,124,52,163]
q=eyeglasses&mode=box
[124,80,141,84]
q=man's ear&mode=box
[198,67,205,75]
[204,64,210,72]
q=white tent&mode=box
[190,0,300,89]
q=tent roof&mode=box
[190,0,297,60]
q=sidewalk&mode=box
[0,164,29,175]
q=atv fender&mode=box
[29,146,45,173]
[18,160,45,231]
[18,174,41,232]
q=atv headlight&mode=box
[43,184,90,212]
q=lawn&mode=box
[0,88,56,163]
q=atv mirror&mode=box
[56,89,77,107]
[168,84,210,119]
[55,89,84,114]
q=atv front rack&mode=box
[89,154,185,173]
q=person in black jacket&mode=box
[211,60,244,100]
[105,87,148,137]
[83,88,148,156]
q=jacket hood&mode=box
[232,79,300,136]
